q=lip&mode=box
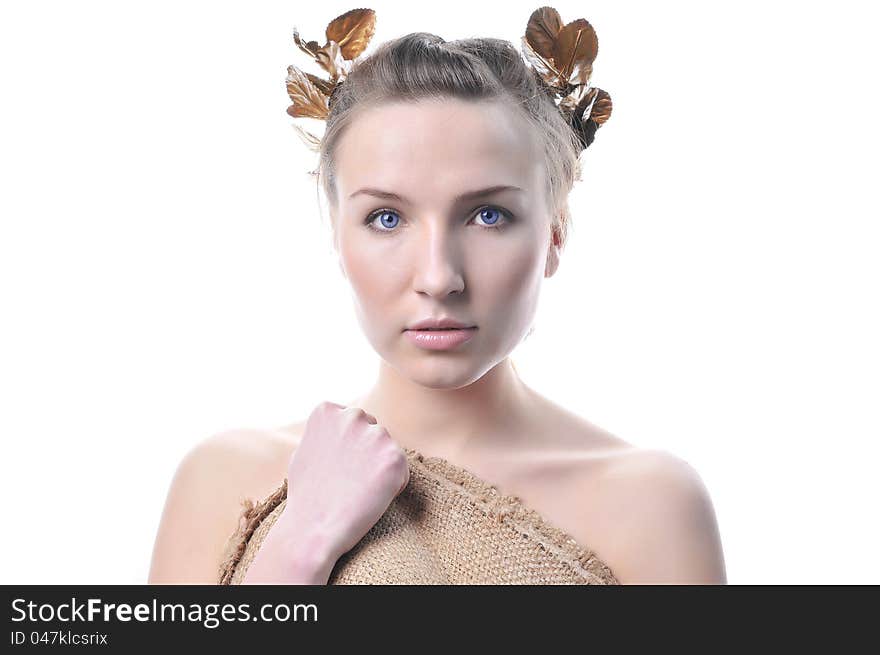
[406,317,477,330]
[404,327,477,351]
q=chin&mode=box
[402,354,499,389]
[416,374,480,390]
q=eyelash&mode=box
[363,205,514,235]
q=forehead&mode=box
[334,98,542,201]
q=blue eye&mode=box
[364,205,512,234]
[475,207,501,226]
[370,210,400,230]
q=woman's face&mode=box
[330,98,561,388]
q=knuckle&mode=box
[341,406,365,421]
[365,424,387,443]
[314,401,337,416]
[388,446,408,469]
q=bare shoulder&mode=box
[592,447,728,584]
[147,427,297,584]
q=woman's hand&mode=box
[285,401,411,557]
[241,401,410,584]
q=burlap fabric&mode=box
[218,448,619,585]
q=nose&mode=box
[411,222,465,298]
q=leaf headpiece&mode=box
[284,6,612,153]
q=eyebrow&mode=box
[347,184,524,203]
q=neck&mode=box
[348,357,536,460]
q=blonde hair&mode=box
[313,32,585,252]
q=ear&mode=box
[544,224,561,278]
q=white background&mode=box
[1,0,877,584]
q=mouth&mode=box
[406,327,476,331]
[403,326,477,350]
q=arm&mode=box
[599,449,728,584]
[239,512,340,585]
[148,429,336,584]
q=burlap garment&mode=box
[218,447,619,585]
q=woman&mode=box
[148,8,726,585]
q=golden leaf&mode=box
[325,8,377,61]
[559,84,595,115]
[293,26,340,80]
[315,40,343,81]
[305,72,335,97]
[589,88,612,126]
[292,27,322,59]
[285,65,330,120]
[291,9,374,84]
[553,18,598,87]
[525,7,563,61]
[558,84,612,152]
[521,35,565,91]
[523,7,602,93]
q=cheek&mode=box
[467,234,545,310]
[340,235,407,311]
